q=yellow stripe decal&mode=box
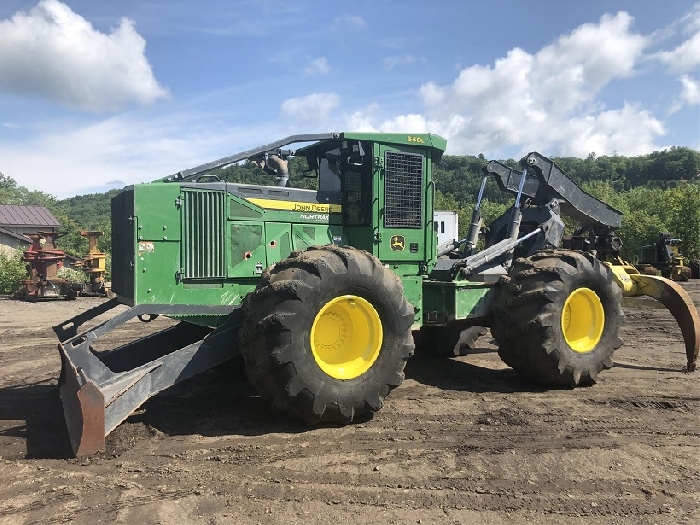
[246,198,342,213]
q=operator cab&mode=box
[297,133,446,266]
[298,138,373,229]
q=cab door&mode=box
[376,144,429,263]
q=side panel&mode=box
[422,281,494,325]
[122,184,349,315]
[401,276,423,328]
[132,184,184,305]
[265,222,292,267]
[181,190,224,279]
[292,224,332,250]
[228,221,266,278]
[128,184,258,318]
[110,188,135,301]
[372,143,436,326]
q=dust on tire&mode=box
[239,245,415,424]
[491,249,624,387]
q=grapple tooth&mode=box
[630,275,700,372]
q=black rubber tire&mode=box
[415,326,488,357]
[239,245,415,424]
[491,250,624,387]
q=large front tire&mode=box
[491,250,624,387]
[239,245,415,424]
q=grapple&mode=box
[610,265,699,372]
[629,274,699,372]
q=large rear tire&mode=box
[491,250,624,387]
[239,245,415,424]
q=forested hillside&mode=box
[1,146,698,266]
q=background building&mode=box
[0,204,61,257]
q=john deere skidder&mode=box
[54,133,699,456]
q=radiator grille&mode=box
[384,151,423,228]
[182,190,226,279]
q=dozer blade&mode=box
[54,301,244,456]
[629,274,700,372]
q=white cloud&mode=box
[280,93,340,126]
[332,15,366,30]
[0,112,287,197]
[534,103,666,157]
[0,118,194,197]
[651,5,700,113]
[345,104,381,132]
[679,75,700,105]
[0,0,168,112]
[355,12,666,157]
[530,13,645,114]
[652,31,700,74]
[385,54,416,70]
[304,57,330,75]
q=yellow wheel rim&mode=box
[561,287,605,354]
[310,295,383,380]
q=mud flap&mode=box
[630,274,700,372]
[54,301,244,456]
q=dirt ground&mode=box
[0,281,698,525]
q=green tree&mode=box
[666,183,700,259]
[51,213,88,257]
[434,190,471,238]
[0,171,16,189]
[0,249,27,294]
[619,208,668,261]
[0,171,19,203]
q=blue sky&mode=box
[0,0,699,198]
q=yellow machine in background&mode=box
[636,232,692,281]
[74,231,108,296]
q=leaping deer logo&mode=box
[390,235,405,251]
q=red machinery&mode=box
[16,232,76,301]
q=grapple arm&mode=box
[609,263,699,372]
[484,153,623,231]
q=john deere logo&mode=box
[390,235,405,251]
